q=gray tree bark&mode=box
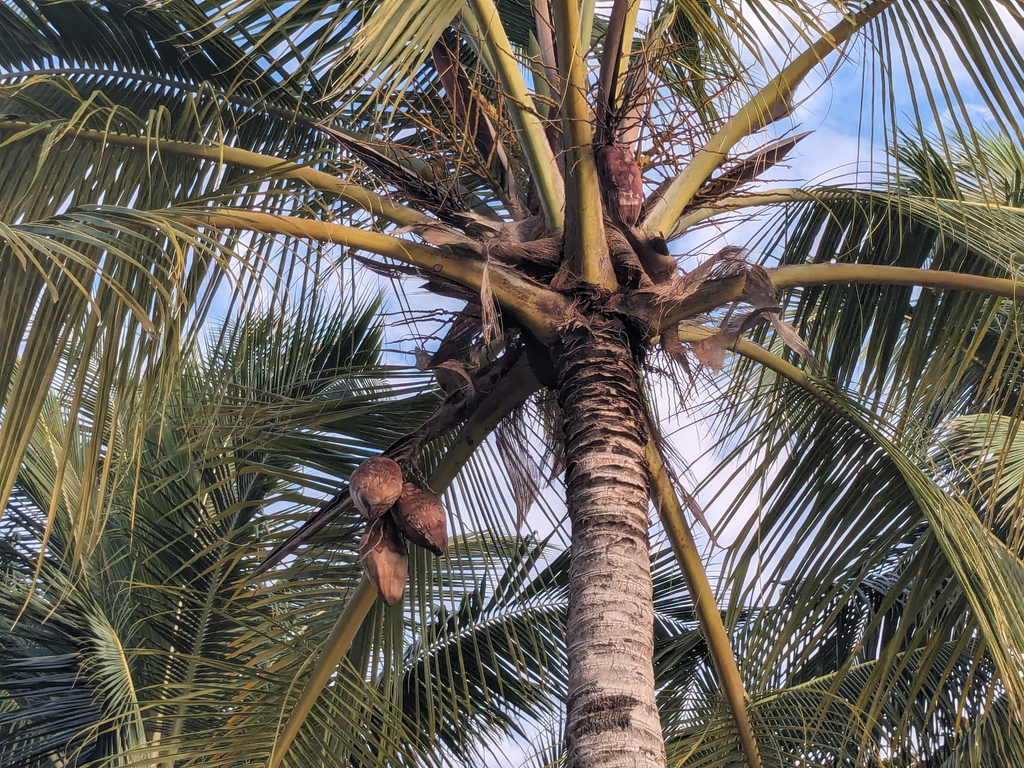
[555,316,666,768]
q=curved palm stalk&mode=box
[465,0,566,231]
[596,0,640,141]
[647,263,1024,339]
[644,0,893,239]
[267,364,541,767]
[0,120,432,227]
[646,440,762,768]
[179,210,570,341]
[674,188,816,230]
[683,184,1024,262]
[551,0,612,288]
[771,262,1024,298]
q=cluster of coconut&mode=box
[349,456,448,605]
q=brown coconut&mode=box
[360,515,408,605]
[349,456,403,519]
[392,483,447,556]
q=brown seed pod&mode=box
[360,515,408,605]
[596,143,643,228]
[349,456,403,519]
[392,483,447,556]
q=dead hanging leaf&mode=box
[433,359,475,394]
[725,298,819,372]
[454,210,505,235]
[690,334,730,371]
[431,38,526,218]
[732,307,778,337]
[479,251,501,347]
[495,412,546,532]
[415,224,476,247]
[769,313,820,372]
[743,268,778,311]
[414,348,433,371]
[657,246,748,302]
[660,324,688,362]
[660,325,694,381]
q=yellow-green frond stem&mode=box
[579,0,598,60]
[674,188,816,232]
[183,210,570,342]
[552,0,614,289]
[465,0,566,231]
[597,0,641,135]
[644,0,893,239]
[0,121,433,228]
[646,264,1020,346]
[677,189,1024,236]
[647,439,763,768]
[770,263,1024,300]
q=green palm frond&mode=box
[935,411,1024,547]
[668,132,1024,753]
[0,294,438,765]
[8,0,1024,762]
[0,287,592,767]
[687,344,1024,757]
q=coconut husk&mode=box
[349,456,403,519]
[360,515,408,605]
[393,483,447,556]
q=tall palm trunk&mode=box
[555,316,666,768]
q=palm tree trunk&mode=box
[555,317,666,768]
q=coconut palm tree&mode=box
[5,0,1024,764]
[0,289,582,767]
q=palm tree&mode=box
[0,290,578,767]
[5,0,1024,764]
